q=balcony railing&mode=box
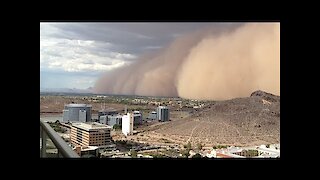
[40,119,79,158]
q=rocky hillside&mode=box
[153,90,280,147]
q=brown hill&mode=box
[153,90,280,147]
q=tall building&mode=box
[156,106,170,121]
[70,122,112,148]
[122,113,133,136]
[63,104,92,122]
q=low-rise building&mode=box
[98,109,118,120]
[70,122,112,149]
[148,111,157,120]
[99,114,122,127]
[216,147,246,158]
[107,114,123,127]
[257,145,280,158]
[74,145,100,157]
[133,111,142,125]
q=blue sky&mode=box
[40,22,239,90]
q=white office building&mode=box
[122,113,133,136]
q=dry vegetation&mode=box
[154,91,280,146]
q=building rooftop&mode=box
[99,109,117,113]
[216,153,233,158]
[256,153,280,158]
[72,122,111,131]
[216,152,245,158]
[227,146,243,153]
[257,147,280,154]
[66,104,92,108]
[107,114,123,118]
[81,146,99,151]
[158,106,169,109]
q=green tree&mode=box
[181,149,190,158]
[197,143,203,150]
[245,150,258,157]
[184,142,192,150]
[113,124,122,130]
[266,144,270,148]
[131,150,137,158]
[153,154,165,158]
[192,153,202,158]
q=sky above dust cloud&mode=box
[40,22,279,100]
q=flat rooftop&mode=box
[81,146,99,151]
[65,104,92,108]
[107,114,123,118]
[99,109,117,112]
[72,122,111,131]
[257,147,280,154]
[158,106,169,109]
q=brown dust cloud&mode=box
[94,23,280,100]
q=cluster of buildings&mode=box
[99,106,170,128]
[99,110,143,126]
[59,103,171,157]
[196,145,280,158]
[147,106,170,121]
[57,103,280,158]
[62,103,169,133]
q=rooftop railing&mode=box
[40,119,79,158]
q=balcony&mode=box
[40,119,79,158]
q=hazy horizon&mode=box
[40,22,279,100]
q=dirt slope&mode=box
[153,90,280,146]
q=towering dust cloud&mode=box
[94,23,280,100]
